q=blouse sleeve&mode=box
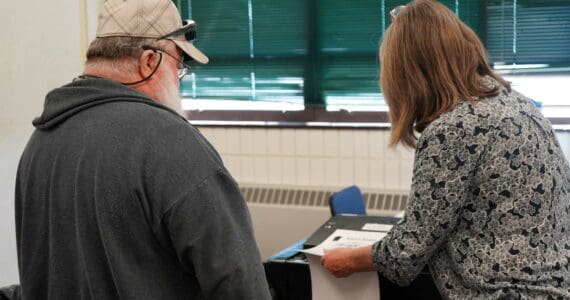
[371,121,485,286]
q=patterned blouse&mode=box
[371,78,570,299]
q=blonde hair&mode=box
[380,0,510,148]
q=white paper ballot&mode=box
[301,229,387,300]
[361,223,393,232]
[301,229,387,256]
[306,254,381,300]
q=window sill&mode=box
[185,108,392,129]
[184,108,570,130]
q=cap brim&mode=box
[173,40,209,64]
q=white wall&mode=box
[198,127,416,191]
[0,0,84,286]
[198,127,570,190]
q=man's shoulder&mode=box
[87,99,215,155]
[95,100,197,135]
[101,99,184,122]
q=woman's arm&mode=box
[322,120,485,285]
[371,121,484,286]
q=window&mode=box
[176,0,307,111]
[175,0,570,122]
[486,0,570,117]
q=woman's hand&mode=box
[321,245,376,278]
[321,248,356,277]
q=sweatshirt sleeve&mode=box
[371,121,484,286]
[161,169,271,300]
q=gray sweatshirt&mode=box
[16,77,271,300]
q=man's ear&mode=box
[138,49,160,78]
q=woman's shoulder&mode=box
[421,89,508,144]
[435,84,529,127]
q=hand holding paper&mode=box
[300,229,390,300]
[321,246,376,278]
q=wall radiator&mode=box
[239,184,409,259]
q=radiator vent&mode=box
[240,185,408,213]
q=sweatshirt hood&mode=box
[33,77,169,130]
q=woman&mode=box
[321,0,570,299]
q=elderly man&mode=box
[15,0,271,299]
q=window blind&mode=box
[176,0,567,110]
[487,0,570,70]
[178,0,305,105]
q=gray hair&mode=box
[85,37,175,72]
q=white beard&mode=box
[155,69,183,115]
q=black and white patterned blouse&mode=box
[372,78,570,299]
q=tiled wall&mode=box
[197,127,570,192]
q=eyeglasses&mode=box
[390,5,406,21]
[142,45,190,79]
[159,49,189,79]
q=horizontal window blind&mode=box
[177,0,567,110]
[323,0,485,109]
[487,0,570,69]
[485,0,570,108]
[179,0,305,105]
[319,0,383,108]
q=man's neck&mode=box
[83,63,132,83]
[83,63,158,101]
